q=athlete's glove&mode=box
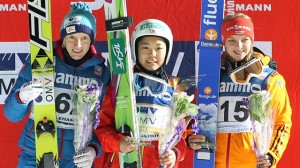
[19,80,43,104]
[74,146,96,168]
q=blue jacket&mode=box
[3,42,110,162]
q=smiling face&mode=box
[137,36,167,71]
[63,32,91,60]
[224,35,253,61]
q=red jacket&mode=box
[95,69,187,168]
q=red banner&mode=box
[0,0,299,167]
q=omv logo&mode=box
[0,53,29,71]
[0,42,29,73]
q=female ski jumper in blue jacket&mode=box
[3,42,111,167]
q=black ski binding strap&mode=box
[106,16,133,31]
[36,117,55,138]
[37,152,55,168]
[118,124,132,137]
[124,161,138,168]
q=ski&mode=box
[28,0,58,167]
[103,0,141,167]
[194,1,224,168]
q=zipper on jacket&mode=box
[108,153,115,167]
[226,133,231,168]
[73,67,78,89]
[58,129,64,159]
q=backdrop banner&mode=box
[0,0,299,167]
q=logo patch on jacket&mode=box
[94,66,102,76]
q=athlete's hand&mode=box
[159,150,176,167]
[257,154,273,168]
[74,146,96,168]
[187,134,206,150]
[19,80,43,104]
[119,136,137,153]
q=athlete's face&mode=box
[224,35,252,61]
[137,36,167,71]
[63,33,91,60]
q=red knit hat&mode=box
[221,17,254,44]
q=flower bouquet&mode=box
[73,84,101,152]
[158,76,201,162]
[247,90,276,162]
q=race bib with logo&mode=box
[217,96,252,133]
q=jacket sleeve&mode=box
[88,132,103,158]
[95,84,124,152]
[267,71,292,166]
[3,63,32,122]
[170,77,187,165]
[173,130,187,166]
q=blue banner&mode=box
[194,0,224,167]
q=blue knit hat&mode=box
[60,2,96,43]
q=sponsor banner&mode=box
[0,0,291,42]
[0,42,29,73]
[0,41,197,103]
[0,42,29,103]
[0,0,296,42]
[0,0,201,41]
[0,1,299,167]
[0,40,271,103]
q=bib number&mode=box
[218,96,252,132]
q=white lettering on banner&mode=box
[0,4,26,12]
[225,1,235,15]
[203,0,218,26]
[200,41,222,48]
[172,52,184,77]
[55,72,98,86]
[225,1,272,15]
[0,1,104,12]
[219,82,261,93]
[236,4,271,12]
[198,94,217,100]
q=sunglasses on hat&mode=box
[134,72,168,96]
[229,57,263,84]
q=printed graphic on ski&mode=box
[103,0,141,167]
[28,0,58,167]
[194,0,224,168]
